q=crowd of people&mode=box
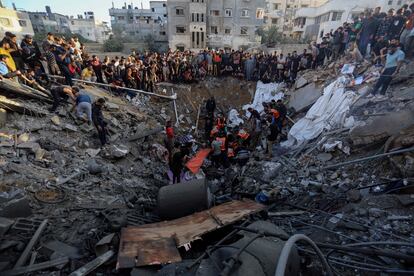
[0,3,411,94]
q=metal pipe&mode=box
[48,75,177,100]
[275,234,333,276]
[322,147,414,170]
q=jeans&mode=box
[76,102,92,122]
[372,66,397,95]
[59,64,73,86]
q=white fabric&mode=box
[283,76,357,149]
[243,81,284,115]
[228,109,244,127]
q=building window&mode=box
[225,28,231,34]
[71,20,75,25]
[331,12,343,21]
[301,4,309,8]
[388,0,393,4]
[397,0,402,4]
[160,31,166,35]
[18,20,27,27]
[0,17,11,27]
[272,18,278,24]
[210,26,218,34]
[210,10,220,16]
[241,9,250,17]
[118,16,125,20]
[164,14,167,17]
[201,14,204,22]
[225,9,232,17]
[163,3,166,7]
[176,26,186,33]
[240,26,248,35]
[273,3,280,10]
[176,7,184,16]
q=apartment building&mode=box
[168,0,266,50]
[109,1,168,44]
[29,6,71,34]
[293,0,410,42]
[68,12,111,43]
[263,0,327,36]
[0,6,34,40]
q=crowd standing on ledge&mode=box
[0,4,411,93]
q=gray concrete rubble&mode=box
[0,61,414,276]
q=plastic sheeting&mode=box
[243,81,284,115]
[283,76,357,149]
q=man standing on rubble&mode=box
[266,117,279,159]
[92,98,108,147]
[371,43,405,98]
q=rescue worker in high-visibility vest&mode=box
[226,134,238,163]
[216,113,226,130]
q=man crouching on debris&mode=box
[49,85,77,112]
[72,89,92,124]
[370,43,405,98]
[92,98,108,147]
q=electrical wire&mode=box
[275,234,333,276]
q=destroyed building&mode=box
[0,54,414,276]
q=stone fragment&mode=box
[368,208,385,218]
[64,123,78,132]
[317,153,333,162]
[51,115,61,125]
[346,189,361,202]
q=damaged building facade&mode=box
[109,1,168,47]
[168,0,265,50]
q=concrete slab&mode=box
[295,76,309,89]
[288,83,321,113]
[0,217,14,236]
[0,196,32,218]
[392,87,414,101]
[350,106,414,146]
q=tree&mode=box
[103,36,124,52]
[256,26,304,46]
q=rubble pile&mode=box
[0,57,414,275]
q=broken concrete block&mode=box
[17,142,41,153]
[86,148,101,157]
[295,76,309,89]
[346,189,361,202]
[261,162,282,182]
[106,102,120,110]
[0,196,32,218]
[63,123,78,132]
[17,133,30,143]
[288,83,321,113]
[106,144,129,159]
[0,108,7,127]
[0,217,14,236]
[51,115,60,126]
